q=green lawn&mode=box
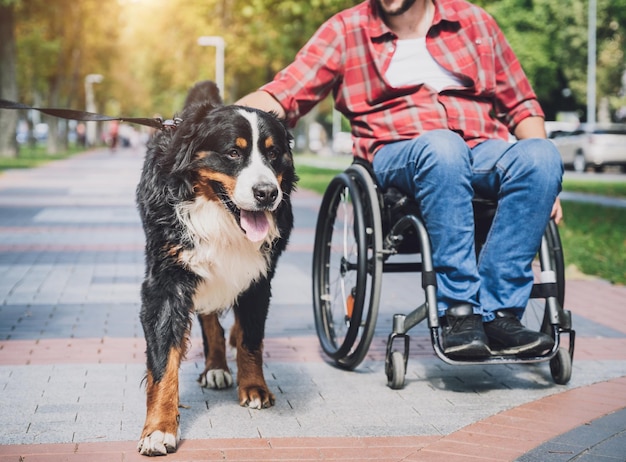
[0,144,85,171]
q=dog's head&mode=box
[170,102,295,243]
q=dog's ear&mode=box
[170,102,216,175]
[270,114,298,195]
[170,81,223,174]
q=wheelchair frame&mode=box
[312,162,575,389]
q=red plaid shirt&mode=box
[261,0,544,161]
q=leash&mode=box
[0,99,181,130]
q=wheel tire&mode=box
[387,351,406,390]
[550,347,572,385]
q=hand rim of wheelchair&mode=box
[312,161,574,386]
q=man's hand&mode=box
[551,197,563,224]
[235,91,286,119]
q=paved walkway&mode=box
[0,146,625,461]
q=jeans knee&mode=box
[412,130,471,173]
[513,138,563,187]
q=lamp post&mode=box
[587,0,596,125]
[84,74,103,146]
[197,36,225,99]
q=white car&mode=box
[547,122,626,173]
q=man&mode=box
[237,0,563,358]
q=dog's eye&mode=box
[227,149,241,160]
[266,148,279,161]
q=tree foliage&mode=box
[476,0,626,120]
[2,0,626,145]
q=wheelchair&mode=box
[311,160,575,389]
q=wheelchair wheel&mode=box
[550,347,572,385]
[312,164,383,370]
[386,350,406,390]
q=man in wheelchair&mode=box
[237,0,563,359]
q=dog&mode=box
[136,81,296,456]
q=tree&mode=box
[0,0,18,158]
[477,0,626,121]
[13,0,122,153]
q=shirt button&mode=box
[388,46,395,53]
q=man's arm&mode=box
[514,116,563,224]
[236,91,286,119]
[513,116,546,139]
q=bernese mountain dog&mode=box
[136,81,296,456]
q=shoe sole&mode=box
[490,338,555,356]
[443,340,492,358]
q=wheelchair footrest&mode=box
[429,326,565,366]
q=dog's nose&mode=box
[253,182,279,207]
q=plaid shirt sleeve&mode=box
[260,16,346,126]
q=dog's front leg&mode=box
[138,346,183,456]
[138,281,191,456]
[231,280,275,409]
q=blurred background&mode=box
[0,0,626,157]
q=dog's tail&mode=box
[183,80,222,109]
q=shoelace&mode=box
[449,315,481,333]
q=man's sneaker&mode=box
[483,310,554,355]
[441,304,491,358]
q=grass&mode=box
[562,178,626,198]
[0,144,85,171]
[559,202,626,285]
[295,164,345,194]
[295,162,626,285]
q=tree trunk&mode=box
[0,3,19,158]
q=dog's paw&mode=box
[239,386,275,409]
[198,368,233,389]
[137,430,178,456]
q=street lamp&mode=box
[84,73,103,146]
[587,0,596,125]
[197,36,225,100]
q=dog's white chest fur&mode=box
[176,197,279,314]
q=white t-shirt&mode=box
[385,37,463,92]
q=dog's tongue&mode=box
[240,210,270,242]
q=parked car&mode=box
[546,122,626,173]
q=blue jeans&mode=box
[372,130,563,321]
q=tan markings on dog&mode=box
[230,316,275,409]
[195,151,210,160]
[192,179,218,202]
[236,137,247,149]
[264,136,274,149]
[165,244,183,259]
[141,346,184,441]
[196,169,237,199]
[198,313,229,372]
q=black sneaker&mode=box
[441,304,491,358]
[483,310,554,355]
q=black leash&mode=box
[0,99,180,130]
